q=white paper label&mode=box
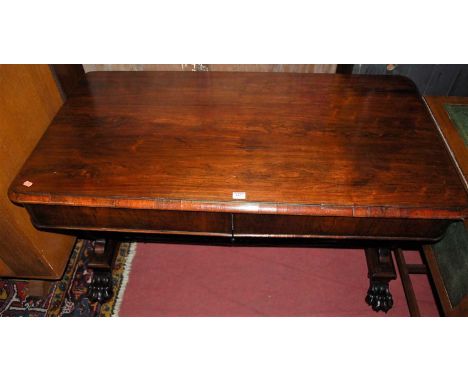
[232,192,246,200]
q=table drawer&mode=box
[28,205,232,237]
[233,214,451,241]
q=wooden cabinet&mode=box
[423,96,468,316]
[0,65,75,279]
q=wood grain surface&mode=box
[9,71,468,220]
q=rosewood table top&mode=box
[9,71,467,220]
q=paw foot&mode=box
[365,281,393,313]
[88,270,113,303]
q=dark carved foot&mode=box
[88,270,113,303]
[87,239,119,304]
[364,247,396,314]
[366,280,393,313]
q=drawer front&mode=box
[28,205,232,236]
[234,214,451,241]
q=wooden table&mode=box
[9,72,468,312]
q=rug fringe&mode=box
[112,242,138,317]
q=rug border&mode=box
[112,242,137,317]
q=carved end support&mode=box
[87,239,118,304]
[365,248,397,313]
[88,269,113,303]
[365,280,394,313]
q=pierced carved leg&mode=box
[365,247,396,313]
[87,239,119,304]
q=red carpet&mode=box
[117,244,439,317]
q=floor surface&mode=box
[118,244,439,317]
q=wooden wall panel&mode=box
[206,64,337,73]
[0,64,75,279]
[83,64,337,73]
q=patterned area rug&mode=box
[0,240,136,317]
